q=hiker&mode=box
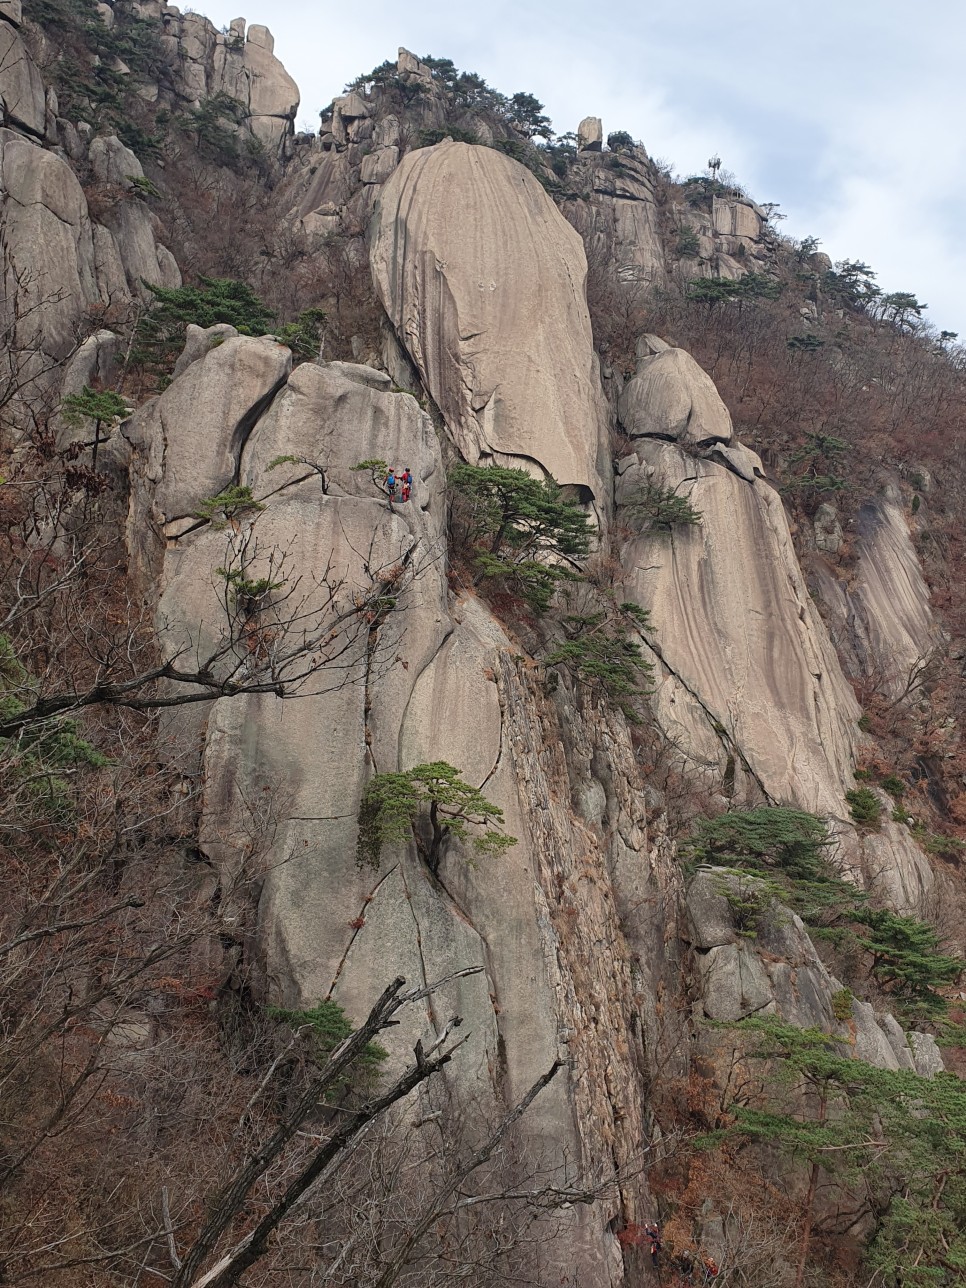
[675,1249,695,1286]
[644,1224,661,1269]
[702,1255,719,1282]
[400,467,412,503]
[384,467,397,499]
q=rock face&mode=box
[213,22,299,152]
[80,3,299,155]
[370,140,611,504]
[563,148,666,289]
[0,125,178,411]
[618,345,734,446]
[126,334,292,523]
[618,438,860,811]
[577,116,602,151]
[615,345,935,913]
[128,338,690,1284]
[9,13,955,1279]
[817,485,939,699]
[0,16,45,136]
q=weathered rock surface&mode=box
[817,485,939,699]
[100,5,299,155]
[126,334,292,521]
[563,150,666,289]
[686,870,941,1072]
[618,345,733,445]
[618,439,859,811]
[0,129,98,361]
[126,319,708,1282]
[215,25,299,151]
[814,501,843,554]
[616,347,937,915]
[0,19,45,136]
[370,140,610,503]
[12,16,946,1277]
[0,121,178,410]
[577,116,602,151]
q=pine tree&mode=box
[449,464,593,613]
[356,761,516,873]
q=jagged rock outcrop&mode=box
[676,191,770,279]
[122,2,298,154]
[563,148,666,290]
[0,125,177,417]
[0,6,180,412]
[370,139,611,504]
[686,869,941,1073]
[130,333,292,525]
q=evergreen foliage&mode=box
[784,431,849,500]
[823,259,881,310]
[675,227,702,259]
[133,278,276,378]
[845,786,882,829]
[267,999,388,1093]
[606,130,635,153]
[60,387,130,468]
[786,333,825,353]
[194,485,265,528]
[623,481,702,532]
[545,606,654,720]
[708,1017,966,1286]
[356,761,515,872]
[686,807,855,925]
[25,0,167,128]
[215,568,284,605]
[687,808,959,1016]
[274,308,327,362]
[176,92,256,166]
[682,175,738,204]
[851,908,961,1016]
[1,634,108,824]
[449,464,593,613]
[687,273,783,308]
[415,125,481,148]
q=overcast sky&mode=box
[195,0,966,335]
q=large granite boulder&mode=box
[818,486,939,700]
[618,440,859,812]
[577,116,602,151]
[618,345,733,446]
[126,334,292,522]
[370,140,610,504]
[0,129,98,363]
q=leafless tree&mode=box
[0,475,429,740]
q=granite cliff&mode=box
[1,13,964,1287]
